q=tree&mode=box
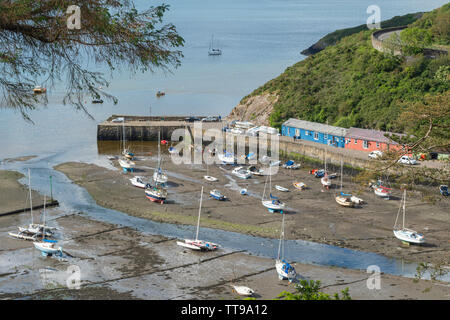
[277,279,351,300]
[400,27,432,55]
[0,1,184,120]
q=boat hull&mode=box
[275,260,296,281]
[262,200,285,210]
[335,196,355,207]
[393,229,425,244]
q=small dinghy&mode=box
[282,160,300,170]
[204,175,218,182]
[293,182,306,190]
[210,189,226,201]
[439,185,449,196]
[240,188,248,195]
[314,169,325,178]
[130,176,148,189]
[275,185,289,192]
[335,192,355,207]
[232,285,254,297]
[374,186,391,199]
[393,190,425,244]
[247,165,264,176]
[232,166,252,179]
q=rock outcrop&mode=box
[226,94,278,126]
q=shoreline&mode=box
[53,157,450,268]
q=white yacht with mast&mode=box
[275,213,296,281]
[177,187,220,251]
[393,189,426,244]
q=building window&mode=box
[376,142,380,148]
[354,139,357,144]
[324,134,328,140]
[363,140,369,149]
[305,130,309,136]
[314,132,319,140]
[295,129,300,136]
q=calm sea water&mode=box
[0,0,447,159]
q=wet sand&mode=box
[54,155,450,267]
[0,208,448,300]
[0,170,50,215]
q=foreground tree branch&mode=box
[0,0,184,119]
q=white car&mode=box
[368,151,383,159]
[398,156,417,165]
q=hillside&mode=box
[228,5,449,133]
[301,12,424,56]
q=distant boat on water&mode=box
[208,35,222,56]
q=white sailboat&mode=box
[393,189,425,244]
[208,35,222,56]
[33,195,63,257]
[275,213,296,281]
[262,167,285,211]
[335,159,354,207]
[129,176,148,189]
[119,119,136,171]
[177,187,220,251]
[10,170,55,240]
[153,131,168,184]
[321,151,331,189]
[218,151,236,165]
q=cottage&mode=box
[344,127,402,152]
[281,118,348,148]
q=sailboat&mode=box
[321,151,331,189]
[335,159,354,207]
[393,189,426,244]
[177,187,220,251]
[121,119,134,160]
[262,167,285,211]
[119,119,136,171]
[208,35,222,56]
[153,131,168,184]
[275,213,296,281]
[33,195,63,257]
[10,170,55,240]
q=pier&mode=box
[97,115,224,141]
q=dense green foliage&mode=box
[277,279,351,300]
[410,3,450,47]
[301,12,423,55]
[242,5,449,133]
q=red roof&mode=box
[345,127,401,144]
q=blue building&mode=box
[281,118,348,148]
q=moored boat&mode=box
[275,185,289,192]
[232,285,254,297]
[210,189,226,201]
[393,189,426,244]
[232,166,252,179]
[145,185,167,204]
[204,175,218,182]
[293,182,306,190]
[130,176,148,189]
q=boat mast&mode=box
[28,168,33,225]
[277,213,285,260]
[402,189,406,229]
[195,187,204,241]
[340,158,343,192]
[42,195,46,241]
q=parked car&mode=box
[398,155,417,165]
[185,117,200,122]
[368,151,383,159]
[201,116,218,122]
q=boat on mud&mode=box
[210,189,226,201]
